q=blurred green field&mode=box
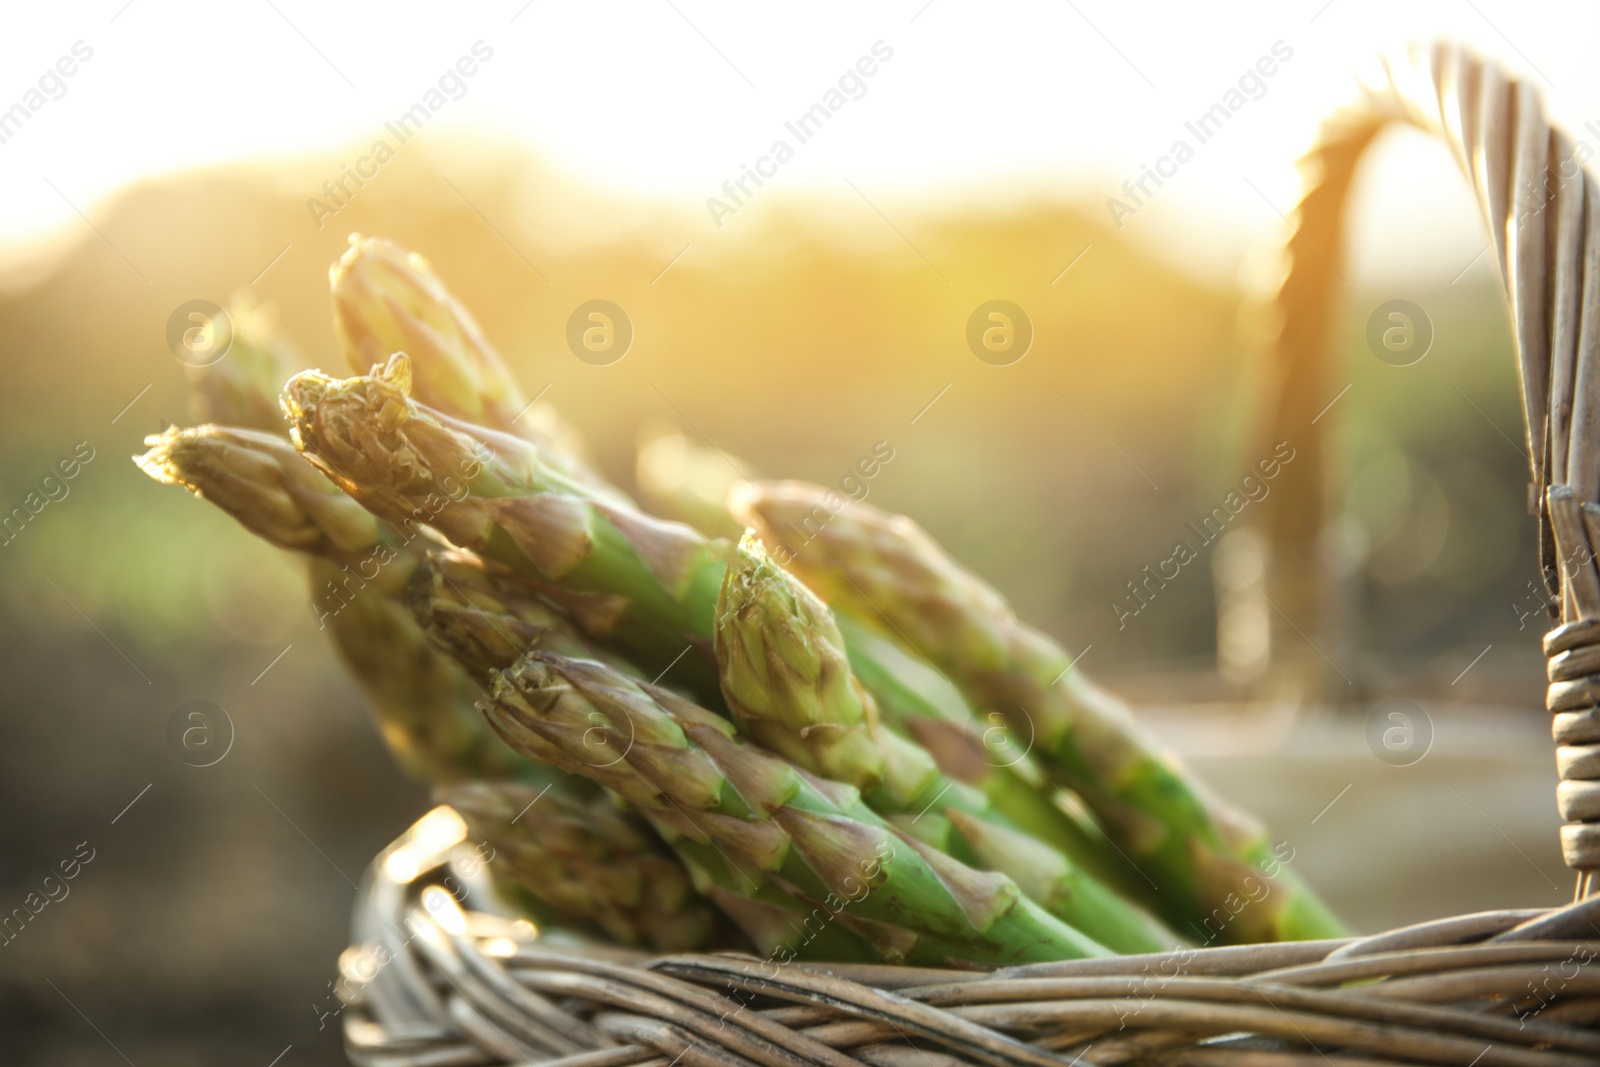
[0,140,1536,688]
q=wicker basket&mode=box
[339,44,1600,1065]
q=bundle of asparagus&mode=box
[137,234,1345,968]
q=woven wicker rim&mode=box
[342,41,1600,1066]
[339,826,1600,1066]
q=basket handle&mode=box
[1252,42,1600,886]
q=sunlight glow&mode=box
[1,1,1594,281]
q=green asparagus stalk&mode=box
[279,357,1144,901]
[137,425,387,570]
[636,429,752,540]
[408,547,642,684]
[331,234,622,503]
[715,533,1169,953]
[483,648,1111,965]
[134,425,524,783]
[319,562,536,783]
[733,480,1346,945]
[828,610,1138,895]
[438,780,729,952]
[186,291,297,434]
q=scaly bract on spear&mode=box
[626,430,1147,895]
[408,547,642,685]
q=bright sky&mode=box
[0,1,1593,284]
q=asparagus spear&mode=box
[636,429,752,540]
[134,425,523,783]
[137,425,387,570]
[331,233,622,504]
[483,648,1111,965]
[716,533,1169,953]
[185,291,298,434]
[408,547,642,684]
[733,481,1347,944]
[438,780,729,952]
[828,611,1141,896]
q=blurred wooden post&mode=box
[1212,527,1269,688]
[1233,116,1383,703]
[1234,46,1600,893]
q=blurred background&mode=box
[0,1,1591,1063]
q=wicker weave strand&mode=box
[1546,488,1600,875]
